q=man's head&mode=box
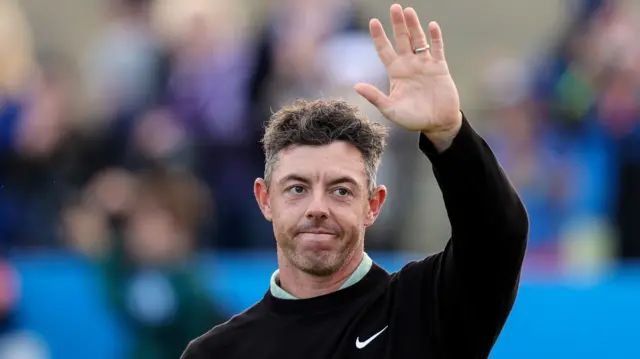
[254,99,388,277]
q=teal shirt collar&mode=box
[270,253,373,300]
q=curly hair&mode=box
[262,99,388,195]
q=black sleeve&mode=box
[402,113,529,357]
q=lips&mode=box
[298,228,336,235]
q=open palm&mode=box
[355,5,461,134]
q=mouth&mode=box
[298,229,337,235]
[296,231,338,250]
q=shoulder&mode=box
[391,252,446,283]
[181,300,269,358]
[385,252,449,299]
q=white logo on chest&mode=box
[355,326,388,349]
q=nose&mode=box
[305,194,329,221]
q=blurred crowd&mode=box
[0,0,402,254]
[0,0,393,357]
[1,0,640,357]
[482,0,640,268]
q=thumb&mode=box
[355,83,391,110]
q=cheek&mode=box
[271,201,303,234]
[332,205,367,232]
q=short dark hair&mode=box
[262,99,388,194]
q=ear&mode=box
[254,178,272,222]
[364,185,387,228]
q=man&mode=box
[182,4,528,358]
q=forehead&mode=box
[274,141,367,184]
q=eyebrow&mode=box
[277,174,310,187]
[277,174,360,188]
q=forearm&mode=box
[420,113,529,278]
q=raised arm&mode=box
[356,4,529,357]
[420,112,528,357]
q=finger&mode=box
[390,4,412,55]
[428,21,445,61]
[369,18,397,67]
[354,83,391,111]
[403,7,430,57]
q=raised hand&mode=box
[355,4,462,147]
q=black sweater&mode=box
[181,114,529,358]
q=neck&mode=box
[276,249,364,299]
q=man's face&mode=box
[255,141,386,277]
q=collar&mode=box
[270,253,373,300]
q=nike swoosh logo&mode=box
[355,326,388,349]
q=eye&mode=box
[333,187,351,197]
[287,185,305,195]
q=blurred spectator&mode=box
[585,1,640,259]
[0,0,34,98]
[125,106,194,172]
[482,57,568,264]
[78,0,165,182]
[83,0,161,122]
[152,0,270,248]
[251,0,361,108]
[64,169,227,359]
[62,167,138,257]
[0,48,76,248]
[0,0,35,249]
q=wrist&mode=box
[420,111,463,153]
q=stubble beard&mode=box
[283,237,357,277]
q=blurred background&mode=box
[0,0,639,358]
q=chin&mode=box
[300,260,343,277]
[279,233,356,277]
[295,250,345,277]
